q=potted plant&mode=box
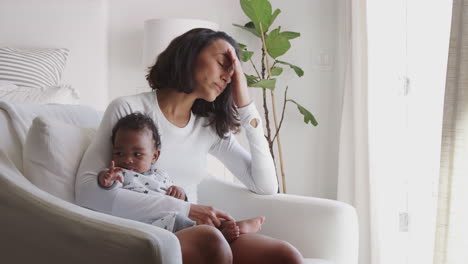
[234,0,318,193]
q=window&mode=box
[367,0,452,263]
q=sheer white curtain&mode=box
[338,1,454,263]
[434,0,468,263]
[337,1,379,264]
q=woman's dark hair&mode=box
[111,112,161,150]
[146,28,240,138]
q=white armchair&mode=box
[0,103,358,264]
[198,178,358,264]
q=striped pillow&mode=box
[0,47,69,89]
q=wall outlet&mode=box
[313,49,333,72]
[399,212,409,232]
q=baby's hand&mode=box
[98,161,124,188]
[166,185,187,200]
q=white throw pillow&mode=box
[0,47,69,89]
[0,85,80,104]
[23,116,96,202]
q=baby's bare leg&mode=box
[219,220,240,243]
[236,216,266,234]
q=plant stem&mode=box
[262,88,274,160]
[249,58,261,79]
[269,90,286,193]
[260,23,287,193]
[273,86,289,142]
[261,46,266,79]
[270,61,277,71]
[260,28,272,156]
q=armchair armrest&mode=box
[0,152,182,264]
[198,178,358,264]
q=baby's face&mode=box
[112,128,159,173]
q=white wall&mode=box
[0,0,342,198]
[107,0,342,198]
[0,0,109,110]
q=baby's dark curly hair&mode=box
[111,112,161,150]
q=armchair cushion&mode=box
[198,177,358,264]
[23,116,96,203]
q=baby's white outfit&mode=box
[120,167,173,196]
[103,167,195,232]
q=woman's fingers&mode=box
[227,48,239,73]
[211,214,221,227]
[204,218,215,227]
[188,204,233,227]
[215,209,234,222]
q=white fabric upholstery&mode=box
[303,260,333,264]
[23,116,96,203]
[0,103,358,264]
[198,178,358,264]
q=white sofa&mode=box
[0,103,358,264]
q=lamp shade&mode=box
[142,18,219,69]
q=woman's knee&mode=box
[271,241,303,264]
[192,225,233,263]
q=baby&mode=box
[97,112,265,242]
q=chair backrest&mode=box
[0,109,23,172]
[0,103,102,177]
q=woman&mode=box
[76,28,303,264]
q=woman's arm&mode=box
[208,46,278,195]
[209,102,278,195]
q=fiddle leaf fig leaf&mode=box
[281,31,300,40]
[240,0,273,35]
[268,9,281,30]
[245,21,256,29]
[250,78,277,90]
[241,50,254,62]
[287,99,318,126]
[270,67,283,76]
[245,74,259,86]
[238,42,254,62]
[233,23,261,38]
[265,27,291,58]
[275,60,304,77]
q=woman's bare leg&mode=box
[175,225,232,264]
[230,233,303,264]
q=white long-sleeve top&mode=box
[75,91,277,223]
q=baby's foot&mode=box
[219,220,240,243]
[237,216,266,234]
